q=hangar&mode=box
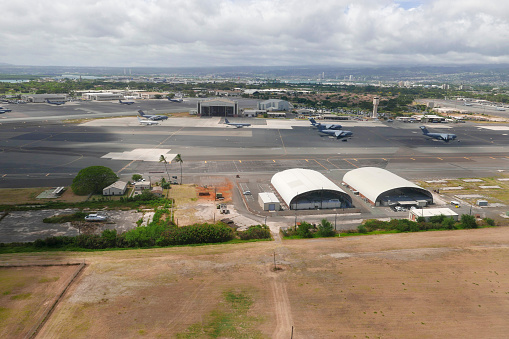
[198,99,238,116]
[343,167,432,207]
[271,169,352,210]
[21,94,68,103]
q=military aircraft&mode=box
[420,126,457,142]
[168,97,183,102]
[138,117,160,125]
[0,107,12,113]
[46,99,66,105]
[309,118,342,130]
[224,118,251,128]
[119,99,135,105]
[138,110,168,121]
[317,125,353,139]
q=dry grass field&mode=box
[1,228,508,338]
[0,187,89,205]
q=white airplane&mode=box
[497,107,506,111]
[309,118,342,130]
[225,118,251,128]
[138,117,159,125]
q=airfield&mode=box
[2,98,509,191]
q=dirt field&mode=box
[0,187,89,205]
[1,228,509,338]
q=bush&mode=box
[317,219,335,237]
[357,225,368,234]
[296,222,313,238]
[460,214,478,229]
[482,218,495,226]
[238,225,271,240]
[160,223,234,245]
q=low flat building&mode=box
[21,94,68,103]
[134,181,151,191]
[258,99,293,111]
[198,99,238,116]
[103,181,127,196]
[84,93,124,101]
[258,192,280,211]
[408,208,459,222]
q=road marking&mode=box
[204,161,207,163]
[490,157,496,159]
[437,157,443,160]
[343,159,359,168]
[273,160,276,162]
[305,159,309,162]
[382,158,387,161]
[46,173,50,176]
[464,157,470,160]
[239,160,242,163]
[410,158,415,161]
[313,159,328,170]
[278,129,287,155]
[1,174,6,178]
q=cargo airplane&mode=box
[420,126,457,142]
[119,99,135,105]
[138,110,168,120]
[46,99,66,105]
[309,118,342,130]
[0,107,12,113]
[317,125,353,139]
[225,118,251,128]
[168,97,183,102]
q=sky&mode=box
[1,0,509,67]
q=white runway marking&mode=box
[102,148,176,162]
[476,125,509,131]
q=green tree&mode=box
[71,166,118,195]
[317,219,335,237]
[159,155,170,198]
[175,154,183,184]
[132,174,142,182]
[460,214,478,229]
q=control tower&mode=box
[372,97,380,118]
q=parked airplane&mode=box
[138,117,159,125]
[317,125,353,139]
[0,107,12,113]
[497,107,506,111]
[168,97,183,102]
[46,99,66,105]
[309,118,342,130]
[225,118,251,128]
[420,126,457,142]
[137,110,168,120]
[119,99,135,105]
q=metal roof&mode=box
[343,167,430,203]
[271,168,347,207]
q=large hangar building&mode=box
[343,167,432,207]
[271,169,352,210]
[197,99,238,116]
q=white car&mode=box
[85,213,107,221]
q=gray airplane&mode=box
[317,125,353,139]
[225,118,251,128]
[0,107,12,113]
[420,126,457,142]
[46,99,66,105]
[138,110,168,121]
[309,118,342,130]
[119,99,135,105]
[137,117,159,125]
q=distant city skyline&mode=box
[1,0,508,68]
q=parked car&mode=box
[85,213,107,221]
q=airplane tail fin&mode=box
[119,100,122,103]
[420,126,429,135]
[225,118,230,124]
[309,118,316,124]
[138,110,145,116]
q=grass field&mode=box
[1,227,508,338]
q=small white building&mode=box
[242,109,265,117]
[258,192,280,211]
[21,94,68,103]
[103,181,127,196]
[408,208,459,222]
[83,93,124,101]
[257,99,293,111]
[134,181,151,191]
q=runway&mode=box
[2,100,509,188]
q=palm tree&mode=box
[175,154,183,185]
[159,155,170,197]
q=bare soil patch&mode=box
[0,265,79,339]
[2,228,509,338]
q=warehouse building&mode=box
[271,169,352,210]
[258,192,281,211]
[409,208,458,222]
[257,99,293,111]
[21,94,68,103]
[103,181,127,196]
[197,99,238,116]
[83,92,124,101]
[343,167,432,207]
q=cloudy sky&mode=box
[2,0,509,67]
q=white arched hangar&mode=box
[271,169,353,210]
[342,167,432,207]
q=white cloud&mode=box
[1,0,509,67]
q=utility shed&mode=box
[258,192,280,211]
[271,168,352,210]
[103,181,127,196]
[409,208,459,222]
[343,167,432,207]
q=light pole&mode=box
[334,210,337,231]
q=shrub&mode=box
[482,218,495,226]
[317,219,335,237]
[296,222,313,238]
[238,225,271,240]
[460,214,478,229]
[357,225,368,234]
